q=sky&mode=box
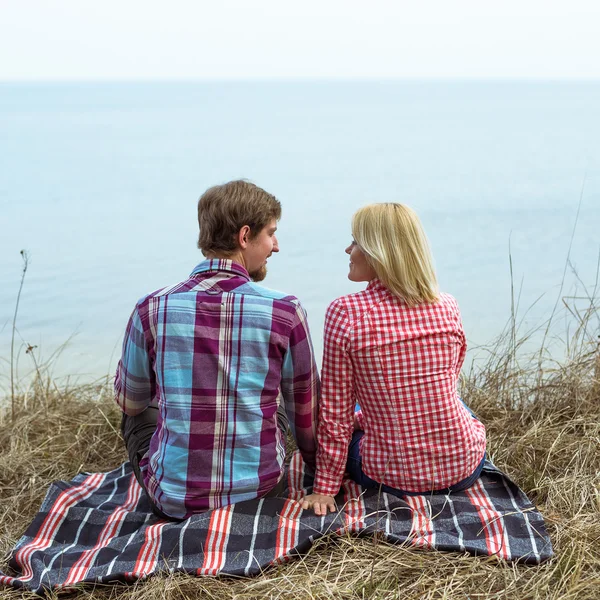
[1,0,600,80]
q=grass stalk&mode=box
[10,249,29,422]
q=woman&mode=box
[302,203,486,516]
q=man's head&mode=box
[197,180,281,282]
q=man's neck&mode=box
[204,251,246,270]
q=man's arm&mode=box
[114,304,155,416]
[280,301,320,470]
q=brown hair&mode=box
[197,180,281,255]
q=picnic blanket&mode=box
[0,452,552,594]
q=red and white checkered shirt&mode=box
[313,279,486,497]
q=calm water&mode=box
[1,81,599,386]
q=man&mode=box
[115,180,319,520]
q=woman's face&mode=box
[345,240,377,282]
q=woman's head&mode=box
[350,203,439,306]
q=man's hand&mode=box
[301,493,337,516]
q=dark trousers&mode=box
[121,403,290,519]
[345,430,486,498]
[346,401,486,497]
[120,407,173,519]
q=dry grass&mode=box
[1,322,599,599]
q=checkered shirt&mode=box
[115,259,319,519]
[313,279,486,497]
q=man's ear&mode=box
[237,225,252,249]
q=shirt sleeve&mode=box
[453,300,467,377]
[114,303,155,416]
[313,300,355,497]
[354,408,365,430]
[280,300,320,470]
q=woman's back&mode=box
[318,281,486,493]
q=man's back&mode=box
[115,259,318,519]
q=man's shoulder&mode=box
[132,274,306,323]
[130,277,198,317]
[235,281,303,309]
[136,279,192,302]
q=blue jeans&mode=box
[346,405,486,497]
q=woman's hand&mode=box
[301,493,337,515]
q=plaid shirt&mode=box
[115,259,319,519]
[313,279,486,497]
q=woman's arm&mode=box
[311,300,355,500]
[453,298,467,377]
[301,493,336,515]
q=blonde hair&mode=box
[352,203,439,306]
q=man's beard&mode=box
[249,265,267,282]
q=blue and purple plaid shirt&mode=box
[115,259,319,519]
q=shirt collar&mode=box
[190,258,251,281]
[367,278,387,293]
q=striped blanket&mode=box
[0,452,552,593]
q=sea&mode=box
[1,81,599,388]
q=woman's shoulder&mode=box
[325,288,377,324]
[437,291,459,306]
[327,287,375,311]
[433,292,462,319]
